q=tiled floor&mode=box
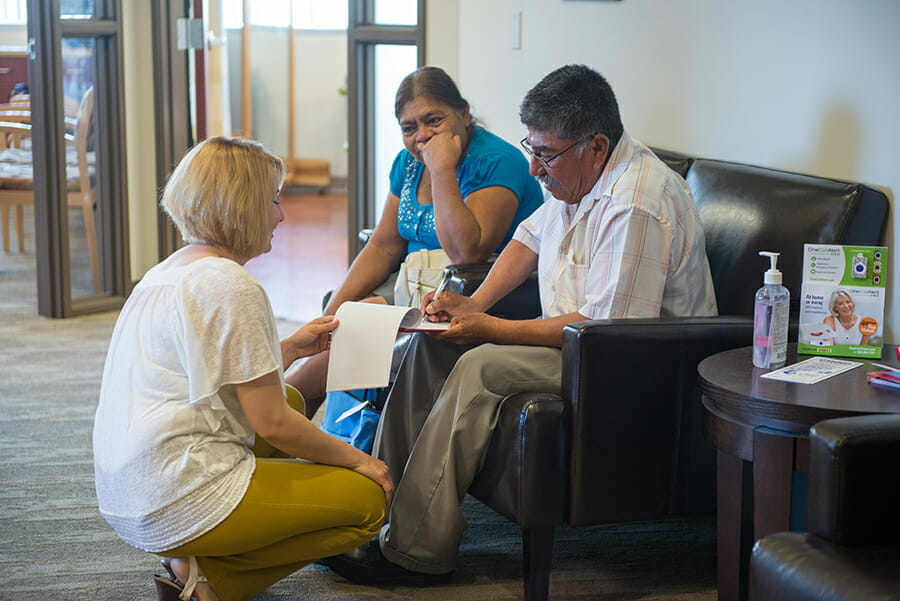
[244,191,349,324]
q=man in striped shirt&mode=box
[320,64,717,584]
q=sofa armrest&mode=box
[469,392,568,528]
[561,316,754,525]
[444,262,492,296]
[807,413,900,545]
[445,262,541,320]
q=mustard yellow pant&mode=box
[159,386,385,601]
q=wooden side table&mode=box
[698,345,900,601]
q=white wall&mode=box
[227,28,348,177]
[426,0,459,81]
[122,2,159,280]
[457,0,899,342]
[221,0,461,182]
[0,25,26,47]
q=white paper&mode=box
[325,302,449,392]
[760,356,862,384]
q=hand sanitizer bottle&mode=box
[753,251,790,368]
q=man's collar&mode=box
[591,132,632,200]
[560,132,632,215]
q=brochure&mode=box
[798,244,887,359]
[760,356,862,384]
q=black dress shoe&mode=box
[317,541,453,585]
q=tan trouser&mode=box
[374,335,562,574]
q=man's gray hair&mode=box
[520,64,623,149]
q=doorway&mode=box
[209,1,354,322]
[203,0,425,323]
[1,0,130,318]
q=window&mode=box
[374,0,417,25]
[346,0,424,256]
[60,0,94,19]
[0,0,26,24]
[221,0,347,30]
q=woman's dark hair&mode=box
[519,64,623,149]
[394,66,469,119]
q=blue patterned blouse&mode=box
[389,126,543,254]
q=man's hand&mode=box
[432,312,502,345]
[422,289,481,322]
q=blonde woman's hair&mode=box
[161,136,285,261]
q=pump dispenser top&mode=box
[760,251,782,285]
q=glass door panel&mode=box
[373,0,416,25]
[28,0,128,316]
[61,37,101,298]
[373,43,416,221]
[60,0,95,19]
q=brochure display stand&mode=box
[798,244,887,359]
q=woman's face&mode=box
[397,96,470,162]
[265,187,285,252]
[835,294,855,317]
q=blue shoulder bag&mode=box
[320,387,387,454]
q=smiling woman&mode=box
[284,65,544,415]
[824,289,871,346]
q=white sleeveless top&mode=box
[831,315,862,344]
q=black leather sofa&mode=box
[448,148,889,600]
[749,414,900,601]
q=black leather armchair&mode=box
[459,151,889,601]
[749,414,900,601]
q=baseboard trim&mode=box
[284,175,347,195]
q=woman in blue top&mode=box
[287,66,543,412]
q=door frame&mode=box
[346,0,426,259]
[150,0,191,261]
[27,0,130,317]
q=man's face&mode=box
[524,128,608,205]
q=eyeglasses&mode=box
[520,132,598,168]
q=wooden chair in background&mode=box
[0,87,99,293]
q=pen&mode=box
[433,270,450,301]
[425,270,451,316]
[871,362,900,372]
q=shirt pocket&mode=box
[555,261,588,312]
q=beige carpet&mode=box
[0,247,717,601]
